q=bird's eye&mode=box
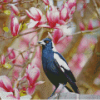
[45,40,49,43]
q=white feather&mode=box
[52,41,57,52]
[54,53,70,71]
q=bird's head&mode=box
[38,38,56,51]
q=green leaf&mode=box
[3,63,12,69]
[4,10,11,15]
[20,90,26,96]
[3,27,9,32]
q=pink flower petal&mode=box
[8,47,16,59]
[53,29,63,44]
[1,54,6,65]
[10,16,19,36]
[88,20,93,30]
[11,5,19,15]
[29,7,42,21]
[79,22,85,31]
[27,86,36,95]
[26,64,40,86]
[26,10,34,20]
[14,88,20,99]
[19,16,26,22]
[60,6,68,21]
[67,0,76,9]
[47,6,59,28]
[0,75,13,92]
[43,0,49,5]
[35,81,45,85]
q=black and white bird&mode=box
[38,38,79,98]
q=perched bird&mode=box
[38,38,79,98]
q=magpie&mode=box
[38,38,79,98]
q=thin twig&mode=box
[92,0,100,20]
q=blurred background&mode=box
[0,0,100,99]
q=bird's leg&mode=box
[48,86,58,99]
[58,84,66,99]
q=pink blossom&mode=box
[0,5,2,9]
[20,32,38,47]
[60,6,69,21]
[11,5,19,15]
[8,48,16,59]
[7,47,16,63]
[47,6,59,28]
[43,0,49,5]
[3,0,7,3]
[7,88,20,100]
[66,0,76,10]
[60,0,76,22]
[88,20,93,30]
[79,22,85,31]
[19,15,26,22]
[32,47,42,68]
[52,29,63,44]
[27,15,46,28]
[69,54,87,77]
[25,64,41,95]
[1,54,6,65]
[0,75,13,92]
[12,67,22,83]
[77,37,97,53]
[83,3,87,9]
[26,7,42,21]
[55,36,72,53]
[10,16,20,36]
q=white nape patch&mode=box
[52,41,57,52]
[54,53,70,71]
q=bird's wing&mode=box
[53,52,76,82]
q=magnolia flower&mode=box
[66,0,76,10]
[79,22,85,31]
[0,5,2,9]
[77,36,97,53]
[7,47,16,63]
[60,6,69,21]
[10,16,20,36]
[60,0,76,22]
[11,5,19,15]
[19,15,26,22]
[0,75,13,92]
[3,0,7,3]
[26,8,46,28]
[8,48,16,59]
[26,7,42,21]
[88,20,93,30]
[52,29,63,44]
[25,64,44,95]
[7,88,31,100]
[1,54,6,65]
[32,47,41,68]
[69,54,87,77]
[47,6,59,28]
[43,0,49,5]
[55,36,72,53]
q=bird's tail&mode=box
[65,82,79,94]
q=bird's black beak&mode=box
[38,41,41,44]
[38,40,46,46]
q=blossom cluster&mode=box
[0,0,99,99]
